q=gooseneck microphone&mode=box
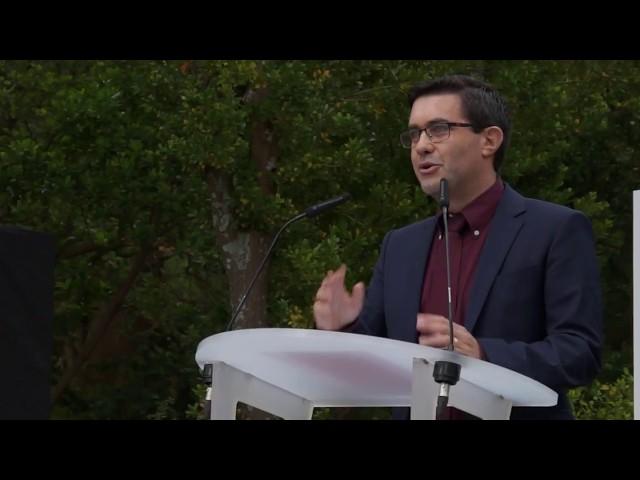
[432,178,461,420]
[202,193,351,419]
[225,193,351,332]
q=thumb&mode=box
[351,281,366,308]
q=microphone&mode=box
[200,193,351,418]
[225,193,351,332]
[432,178,461,420]
[439,179,455,352]
[304,193,351,218]
[438,177,449,211]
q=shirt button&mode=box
[473,230,480,236]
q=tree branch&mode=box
[57,240,123,259]
[52,245,152,404]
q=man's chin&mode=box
[420,180,440,199]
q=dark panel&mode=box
[0,226,55,419]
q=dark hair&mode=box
[408,75,511,171]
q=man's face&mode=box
[408,94,486,202]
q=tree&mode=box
[0,60,636,419]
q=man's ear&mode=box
[481,126,504,158]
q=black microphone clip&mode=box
[439,178,449,209]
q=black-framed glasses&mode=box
[400,122,475,149]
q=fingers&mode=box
[313,301,334,330]
[314,264,364,330]
[416,313,449,334]
[417,315,472,352]
[418,319,480,358]
[313,272,339,329]
[314,264,361,309]
[320,264,345,289]
[318,264,348,294]
[418,332,452,348]
[314,279,332,303]
[452,324,481,359]
[452,323,472,342]
[420,332,471,357]
[320,270,333,288]
[417,314,473,339]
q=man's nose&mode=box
[415,130,435,154]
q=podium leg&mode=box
[210,362,314,420]
[410,357,513,420]
[449,380,512,420]
[410,358,440,419]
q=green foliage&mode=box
[568,344,634,420]
[1,60,637,419]
[312,407,392,420]
[569,369,633,420]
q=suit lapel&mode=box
[464,185,526,333]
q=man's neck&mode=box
[448,173,498,213]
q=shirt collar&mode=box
[437,177,505,233]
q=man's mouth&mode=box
[418,163,443,175]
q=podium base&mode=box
[197,329,555,420]
[208,357,513,420]
[210,362,314,420]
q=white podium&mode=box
[195,328,557,420]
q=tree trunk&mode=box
[206,86,279,419]
[208,87,278,331]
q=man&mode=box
[313,75,603,420]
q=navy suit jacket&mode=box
[349,184,603,420]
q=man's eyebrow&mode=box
[407,118,451,129]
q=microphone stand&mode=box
[200,193,351,418]
[432,178,461,420]
[225,212,306,332]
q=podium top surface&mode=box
[196,328,557,408]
